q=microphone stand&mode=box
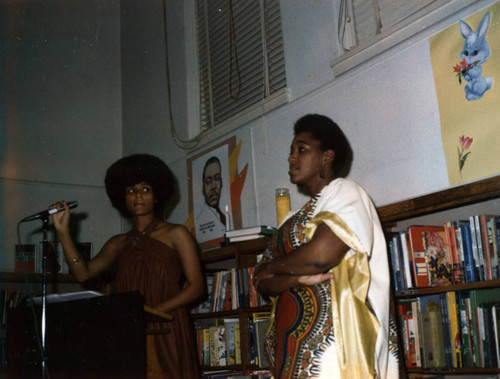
[40,214,50,378]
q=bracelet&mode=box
[68,255,82,266]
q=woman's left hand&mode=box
[296,272,333,286]
[253,262,274,288]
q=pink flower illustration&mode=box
[453,59,479,85]
[457,135,473,177]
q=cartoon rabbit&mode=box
[459,11,493,101]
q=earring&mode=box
[319,163,326,179]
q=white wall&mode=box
[124,0,498,231]
[1,0,498,272]
[0,0,123,271]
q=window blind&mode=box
[195,0,286,130]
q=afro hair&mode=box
[104,154,175,218]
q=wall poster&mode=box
[186,136,248,249]
[430,3,500,185]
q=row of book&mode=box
[388,214,500,291]
[397,288,500,369]
[192,268,269,314]
[195,313,270,369]
[14,242,93,274]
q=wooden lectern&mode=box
[6,291,147,379]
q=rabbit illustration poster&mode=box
[430,3,500,186]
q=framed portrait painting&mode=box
[187,137,243,248]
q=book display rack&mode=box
[378,175,500,377]
[2,175,500,377]
[193,236,272,378]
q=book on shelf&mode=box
[399,231,414,289]
[200,327,211,366]
[407,226,447,288]
[489,217,499,279]
[225,226,276,238]
[396,299,416,367]
[451,220,471,282]
[493,217,500,279]
[421,308,446,368]
[469,216,484,282]
[460,223,477,283]
[444,221,463,284]
[458,290,473,367]
[446,291,462,368]
[421,228,452,287]
[209,325,227,366]
[417,295,446,368]
[478,215,495,281]
[388,233,404,291]
[416,296,444,368]
[492,305,500,367]
[227,235,269,243]
[233,323,242,365]
[253,317,270,368]
[438,293,453,368]
[469,288,500,368]
[411,300,422,367]
[224,318,240,365]
[15,244,37,274]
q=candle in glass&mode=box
[275,188,291,226]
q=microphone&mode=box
[22,201,78,222]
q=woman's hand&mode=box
[296,272,333,286]
[254,261,333,295]
[253,263,274,289]
[51,201,70,233]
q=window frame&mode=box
[330,0,477,76]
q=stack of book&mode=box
[225,226,276,243]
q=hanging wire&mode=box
[161,0,208,150]
[227,0,241,99]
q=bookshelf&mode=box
[193,236,272,376]
[378,175,500,377]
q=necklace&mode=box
[137,219,155,235]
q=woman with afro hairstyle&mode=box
[51,154,203,379]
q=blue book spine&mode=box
[439,293,453,368]
[495,217,500,279]
[388,237,403,291]
[461,224,477,283]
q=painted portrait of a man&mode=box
[192,144,232,243]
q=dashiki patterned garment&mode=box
[261,178,400,379]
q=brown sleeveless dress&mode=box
[115,219,200,379]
